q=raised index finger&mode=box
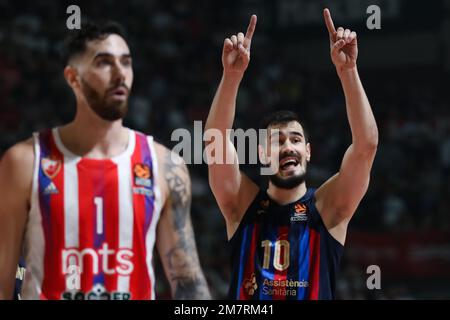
[323,8,336,37]
[245,14,257,41]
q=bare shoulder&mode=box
[154,142,178,165]
[1,138,35,174]
[154,141,189,179]
[0,138,35,200]
[153,141,190,204]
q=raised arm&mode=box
[205,15,259,237]
[155,144,211,299]
[315,9,379,245]
[0,140,34,299]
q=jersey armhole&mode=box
[227,189,262,244]
[29,133,40,217]
[311,189,345,250]
[147,135,163,225]
[23,133,41,258]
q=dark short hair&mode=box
[259,110,309,142]
[61,21,126,66]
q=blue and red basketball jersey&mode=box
[228,188,343,300]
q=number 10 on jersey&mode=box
[261,240,290,271]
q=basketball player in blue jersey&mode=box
[205,9,378,300]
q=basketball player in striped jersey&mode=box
[0,22,210,300]
[206,9,378,299]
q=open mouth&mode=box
[108,87,128,99]
[279,156,300,171]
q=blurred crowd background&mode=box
[1,0,449,299]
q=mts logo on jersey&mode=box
[62,243,134,276]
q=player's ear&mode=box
[64,65,81,90]
[306,142,311,162]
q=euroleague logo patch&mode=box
[291,203,308,222]
[41,158,61,179]
[133,163,152,188]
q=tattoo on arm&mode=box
[164,151,211,299]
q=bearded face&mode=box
[260,121,310,190]
[80,77,129,121]
[71,34,133,121]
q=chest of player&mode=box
[238,198,320,267]
[37,157,156,225]
[252,198,314,228]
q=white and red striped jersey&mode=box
[21,128,162,300]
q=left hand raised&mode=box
[323,8,358,72]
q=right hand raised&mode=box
[222,15,257,76]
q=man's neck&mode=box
[266,181,307,206]
[58,106,129,159]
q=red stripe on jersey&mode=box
[307,228,320,300]
[239,224,260,300]
[272,226,289,300]
[76,160,120,292]
[129,135,151,299]
[77,160,97,292]
[41,132,66,299]
[102,161,119,292]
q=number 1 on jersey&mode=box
[94,197,104,235]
